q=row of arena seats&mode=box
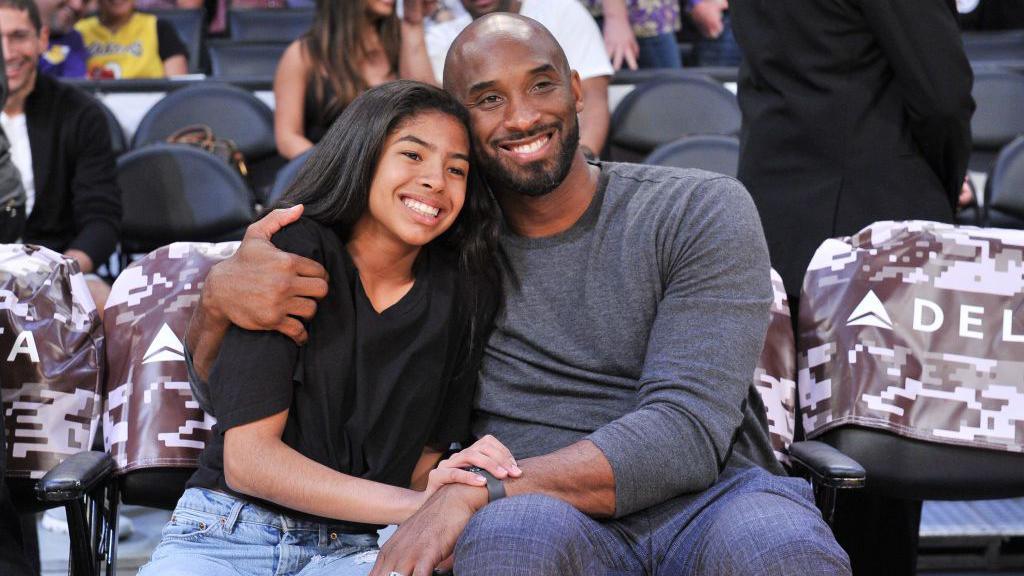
[153,8,1024,78]
[5,219,1024,573]
[93,69,1024,248]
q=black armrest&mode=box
[35,451,116,503]
[788,440,866,490]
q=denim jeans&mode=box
[692,14,743,67]
[140,488,380,576]
[637,32,684,69]
[453,464,851,575]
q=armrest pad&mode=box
[35,451,116,503]
[788,440,866,489]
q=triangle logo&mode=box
[142,323,185,364]
[846,290,894,330]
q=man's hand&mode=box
[371,484,487,576]
[64,249,94,274]
[602,10,639,70]
[403,0,438,25]
[201,205,329,345]
[691,0,728,39]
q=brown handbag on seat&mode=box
[166,124,249,178]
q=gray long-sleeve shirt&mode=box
[473,162,784,518]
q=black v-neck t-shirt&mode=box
[188,217,475,532]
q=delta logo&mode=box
[142,323,185,364]
[845,290,1024,343]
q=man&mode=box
[187,15,850,576]
[35,0,87,78]
[580,0,682,69]
[0,32,34,576]
[730,0,973,573]
[426,0,612,159]
[0,0,120,309]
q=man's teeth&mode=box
[510,135,549,154]
[403,198,439,218]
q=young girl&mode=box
[141,80,511,576]
[274,0,437,159]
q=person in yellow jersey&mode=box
[74,0,187,79]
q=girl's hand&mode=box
[438,435,523,479]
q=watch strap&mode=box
[463,466,506,503]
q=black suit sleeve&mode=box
[859,0,974,204]
[67,100,121,267]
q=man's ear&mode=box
[570,69,584,114]
[38,25,50,53]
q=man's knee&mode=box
[454,494,586,575]
[697,490,851,576]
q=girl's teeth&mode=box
[403,198,439,217]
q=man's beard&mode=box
[477,118,580,199]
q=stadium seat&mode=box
[962,30,1024,64]
[644,134,740,177]
[144,9,205,74]
[229,8,313,42]
[131,82,275,160]
[116,144,255,267]
[607,76,741,162]
[0,244,111,576]
[93,96,127,155]
[131,82,281,202]
[984,135,1024,229]
[266,147,313,208]
[969,70,1024,173]
[799,220,1024,502]
[208,40,288,80]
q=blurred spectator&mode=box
[134,0,200,10]
[0,0,121,308]
[685,0,740,66]
[959,0,1024,30]
[75,0,188,78]
[732,0,973,571]
[273,0,435,159]
[427,0,612,157]
[581,0,681,69]
[35,0,88,77]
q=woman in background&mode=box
[274,0,437,159]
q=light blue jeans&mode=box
[139,488,380,576]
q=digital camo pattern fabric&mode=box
[798,221,1024,453]
[0,244,103,479]
[104,242,237,473]
[754,269,797,463]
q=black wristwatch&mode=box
[463,466,506,503]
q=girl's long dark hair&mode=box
[276,80,502,375]
[303,0,399,126]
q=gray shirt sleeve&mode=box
[586,176,774,517]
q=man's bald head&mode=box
[443,13,571,97]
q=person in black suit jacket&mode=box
[730,0,974,574]
[0,0,120,311]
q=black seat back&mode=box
[644,134,740,177]
[970,70,1024,173]
[229,8,313,42]
[132,83,276,161]
[117,144,255,256]
[985,135,1024,229]
[143,9,205,73]
[609,76,740,163]
[267,147,313,208]
[208,40,288,80]
[92,96,127,156]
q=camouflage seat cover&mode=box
[798,221,1024,453]
[754,269,797,464]
[0,244,104,480]
[104,242,237,473]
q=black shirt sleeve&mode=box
[207,221,322,432]
[156,19,188,62]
